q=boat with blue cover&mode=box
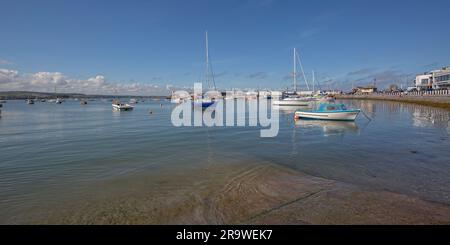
[294,103,360,121]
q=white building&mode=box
[415,67,450,91]
[433,67,450,90]
[415,73,433,91]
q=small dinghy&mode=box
[294,103,360,121]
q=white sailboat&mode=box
[53,85,63,104]
[273,48,314,106]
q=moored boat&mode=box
[273,48,314,106]
[191,31,218,109]
[26,99,35,105]
[193,99,215,108]
[294,103,360,121]
[273,96,313,106]
[112,100,134,111]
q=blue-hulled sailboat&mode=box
[193,31,217,109]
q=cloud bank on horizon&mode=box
[0,68,176,95]
[0,65,436,95]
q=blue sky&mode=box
[1,0,450,94]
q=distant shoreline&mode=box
[336,94,450,110]
[0,91,168,100]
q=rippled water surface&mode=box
[0,99,449,223]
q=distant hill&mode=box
[0,91,168,100]
[0,91,84,100]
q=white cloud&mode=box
[0,69,172,95]
[0,69,19,84]
[31,72,68,87]
[0,59,13,65]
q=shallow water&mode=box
[0,99,449,223]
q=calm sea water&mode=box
[0,99,449,222]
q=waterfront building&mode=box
[414,67,450,90]
[433,67,450,90]
[415,73,433,91]
[353,86,377,94]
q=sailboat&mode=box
[53,85,63,104]
[193,31,216,108]
[310,70,334,103]
[273,48,314,106]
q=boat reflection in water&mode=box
[294,119,359,136]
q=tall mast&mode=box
[205,31,209,89]
[312,70,315,92]
[295,49,310,91]
[293,48,297,92]
[204,31,217,90]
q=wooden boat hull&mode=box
[295,110,360,121]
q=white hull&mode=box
[172,98,188,104]
[295,110,360,121]
[112,104,134,111]
[272,100,310,106]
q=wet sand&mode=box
[12,159,450,225]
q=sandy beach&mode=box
[11,159,450,225]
